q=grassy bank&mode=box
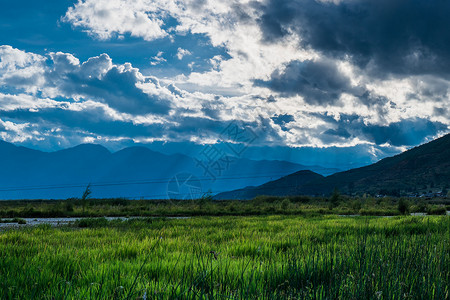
[0,215,449,299]
[0,196,449,218]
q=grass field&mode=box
[1,196,449,218]
[0,215,449,299]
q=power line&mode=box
[0,171,304,193]
[0,183,320,200]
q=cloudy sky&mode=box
[0,0,449,169]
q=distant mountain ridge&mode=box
[0,140,338,200]
[215,133,450,199]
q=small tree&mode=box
[398,199,409,215]
[281,198,291,210]
[198,190,213,206]
[65,199,74,212]
[416,200,428,213]
[81,184,92,213]
[350,199,362,212]
[330,187,340,208]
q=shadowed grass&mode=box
[0,196,449,218]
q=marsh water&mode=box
[0,216,189,228]
[1,212,448,229]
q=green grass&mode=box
[1,215,449,299]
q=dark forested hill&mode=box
[214,170,324,200]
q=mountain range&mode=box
[0,140,338,200]
[215,133,450,199]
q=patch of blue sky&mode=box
[141,33,231,78]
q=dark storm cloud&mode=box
[259,0,450,76]
[323,127,351,139]
[406,76,450,103]
[188,0,208,10]
[201,106,221,119]
[44,53,172,115]
[169,116,227,137]
[360,118,448,146]
[311,112,360,125]
[255,59,351,105]
[0,106,166,138]
[433,106,448,117]
[312,112,448,146]
[358,91,391,120]
[231,3,253,23]
[359,92,389,108]
[67,67,170,115]
[258,0,294,42]
[169,116,270,144]
[0,104,280,148]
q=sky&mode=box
[0,0,449,169]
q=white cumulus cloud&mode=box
[63,0,168,41]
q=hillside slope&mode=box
[215,133,450,199]
[214,170,324,199]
